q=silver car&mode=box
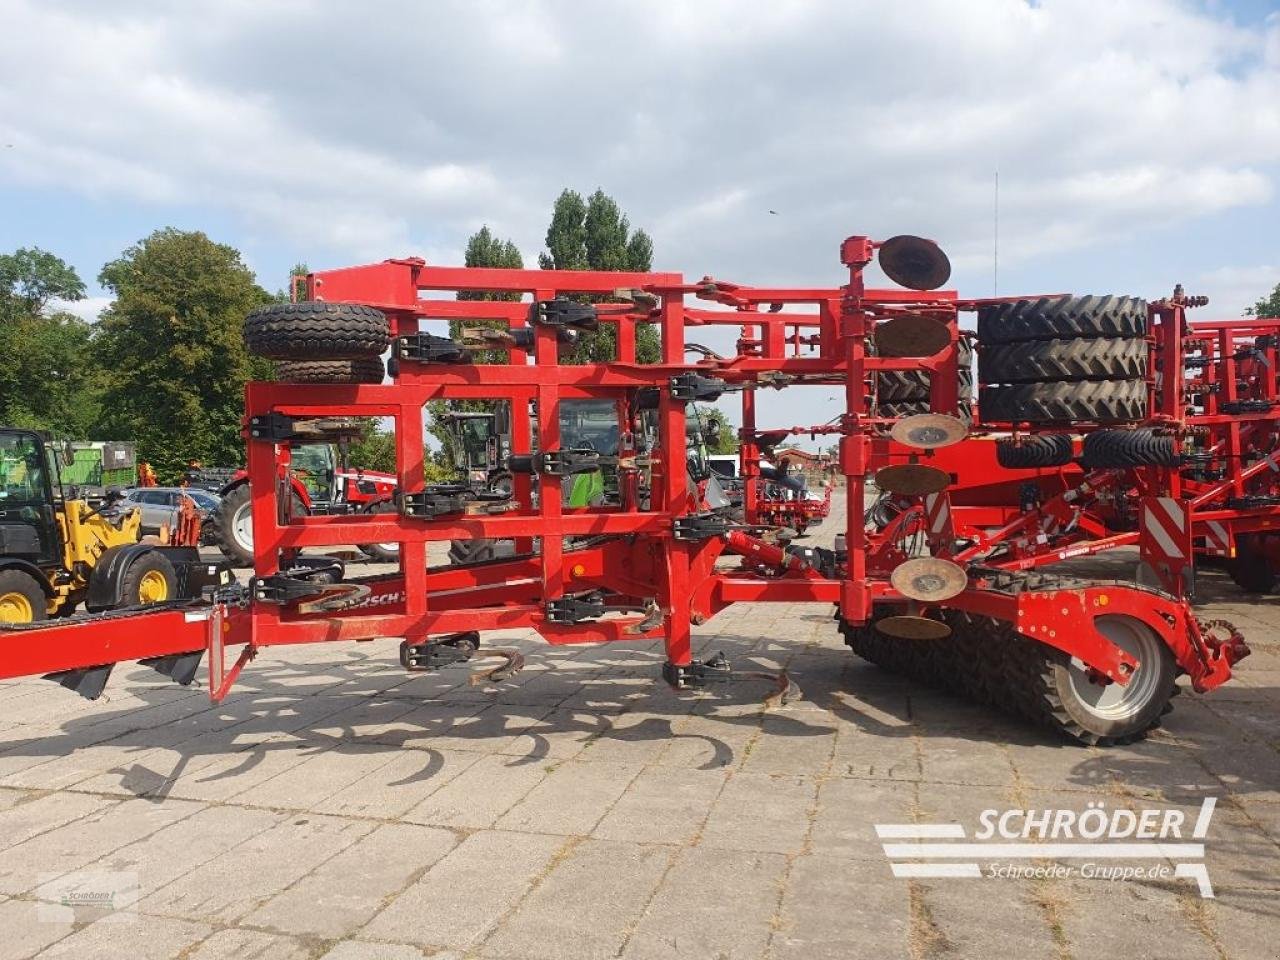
[118,487,220,534]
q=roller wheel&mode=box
[977,295,1147,344]
[877,340,974,401]
[275,357,385,384]
[979,380,1145,424]
[995,434,1074,468]
[1081,429,1179,469]
[877,400,974,425]
[244,302,390,360]
[979,338,1146,384]
[1227,534,1279,593]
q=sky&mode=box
[2,0,1279,438]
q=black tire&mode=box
[359,499,400,563]
[210,483,306,567]
[116,551,177,609]
[0,569,48,624]
[447,538,516,565]
[979,338,1147,384]
[1081,429,1179,469]
[995,434,1074,468]
[979,380,1145,424]
[1227,535,1278,593]
[877,340,974,401]
[977,295,1147,344]
[244,302,390,360]
[877,400,974,424]
[275,357,385,384]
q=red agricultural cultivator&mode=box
[0,233,1260,746]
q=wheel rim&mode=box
[0,591,34,623]
[138,570,169,604]
[233,501,254,554]
[1066,616,1165,721]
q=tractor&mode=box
[0,427,225,623]
[208,439,398,566]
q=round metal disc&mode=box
[890,414,968,450]
[876,615,953,640]
[873,315,952,358]
[874,463,951,495]
[878,235,952,291]
[891,557,968,603]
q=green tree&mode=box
[1250,282,1280,319]
[0,248,102,435]
[94,229,272,481]
[538,189,659,363]
[697,407,739,454]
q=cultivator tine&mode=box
[43,664,113,701]
[467,648,526,686]
[140,651,204,687]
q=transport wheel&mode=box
[1030,615,1175,745]
[1227,534,1279,593]
[979,380,1145,424]
[244,302,390,360]
[117,552,177,608]
[1080,429,1179,469]
[877,340,974,401]
[994,434,1074,468]
[275,357,386,384]
[359,500,400,563]
[211,484,307,567]
[0,570,47,624]
[977,295,1147,344]
[979,337,1146,384]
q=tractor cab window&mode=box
[0,434,47,503]
[290,443,335,502]
[560,399,619,454]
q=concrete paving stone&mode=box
[360,830,569,950]
[495,759,643,836]
[913,879,1059,959]
[139,812,375,924]
[809,777,915,860]
[1003,739,1112,794]
[317,943,438,960]
[576,712,691,766]
[0,898,74,960]
[621,846,786,960]
[653,710,761,771]
[0,791,116,853]
[699,772,816,855]
[1055,879,1220,960]
[0,796,202,895]
[155,738,323,803]
[592,765,729,845]
[183,928,313,960]
[245,822,458,939]
[406,703,559,756]
[482,838,673,960]
[230,742,406,811]
[37,803,284,908]
[312,747,483,820]
[1201,887,1280,960]
[33,914,211,959]
[737,711,835,776]
[917,734,1016,787]
[402,753,549,830]
[771,854,910,959]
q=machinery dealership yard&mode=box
[0,499,1277,960]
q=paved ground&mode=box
[1,500,1278,959]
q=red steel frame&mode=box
[0,237,1249,704]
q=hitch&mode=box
[545,592,607,624]
[673,512,732,541]
[508,448,604,477]
[670,372,739,403]
[396,333,472,364]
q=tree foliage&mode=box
[1250,282,1280,319]
[94,229,272,481]
[539,189,659,364]
[0,247,101,436]
[697,407,739,454]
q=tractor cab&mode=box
[0,429,61,570]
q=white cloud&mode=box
[1196,264,1279,317]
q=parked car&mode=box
[118,487,220,534]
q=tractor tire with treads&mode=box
[994,434,1074,468]
[1227,534,1279,594]
[116,552,177,608]
[877,400,974,425]
[244,302,390,360]
[275,357,386,384]
[877,340,974,401]
[0,569,47,624]
[210,483,307,567]
[977,295,1147,344]
[1080,429,1179,469]
[979,337,1147,384]
[979,380,1145,424]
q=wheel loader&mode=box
[0,427,226,623]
